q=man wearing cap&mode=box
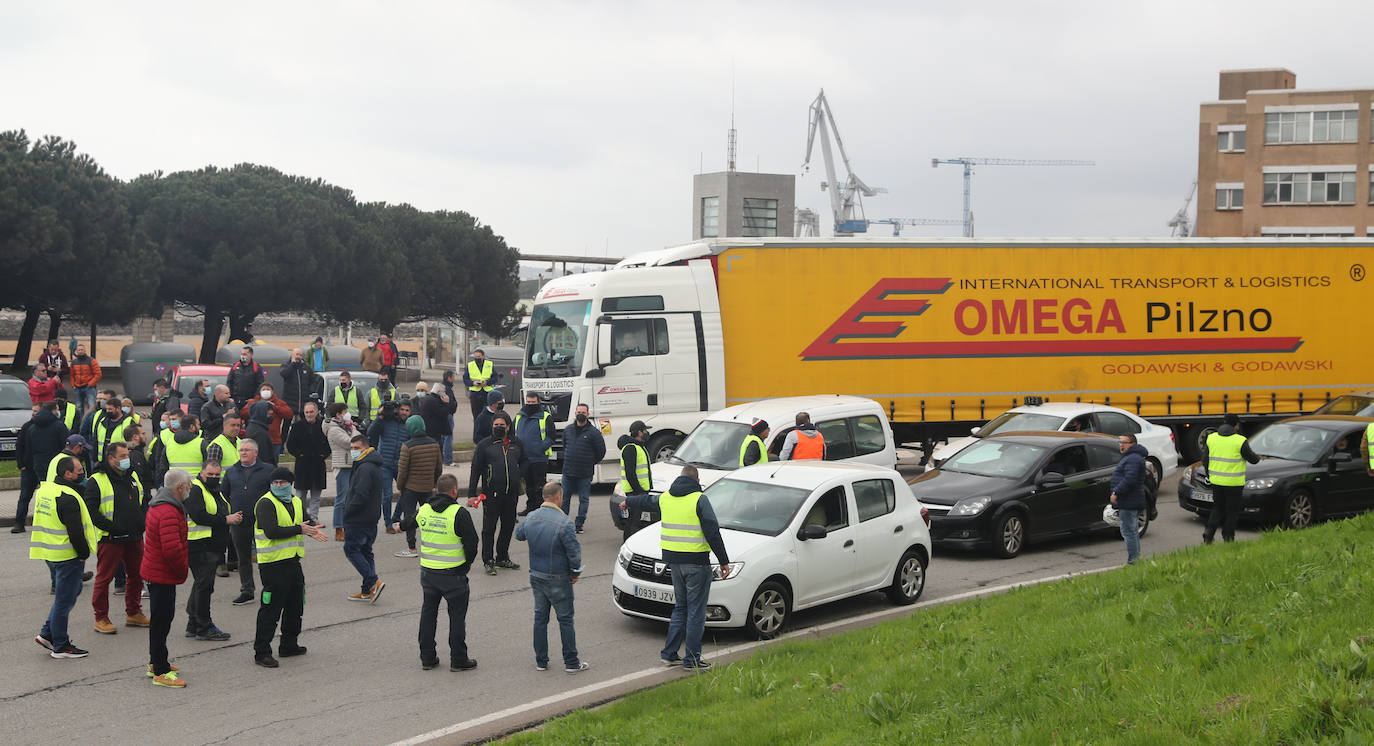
[252,466,329,668]
[45,434,91,483]
[740,419,770,467]
[468,411,527,576]
[617,421,653,541]
[472,390,505,444]
[463,349,501,419]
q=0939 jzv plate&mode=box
[634,585,675,604]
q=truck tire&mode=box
[646,432,682,464]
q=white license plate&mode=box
[1193,488,1213,503]
[0,441,13,452]
[634,585,675,604]
[641,511,653,522]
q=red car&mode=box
[169,364,231,413]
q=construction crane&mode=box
[931,157,1095,237]
[794,208,821,237]
[1167,180,1197,237]
[869,217,963,236]
[802,89,886,235]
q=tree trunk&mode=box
[9,305,43,373]
[89,321,97,359]
[46,311,61,346]
[227,313,253,345]
[200,306,224,363]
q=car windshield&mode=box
[941,439,1048,479]
[1248,424,1338,462]
[0,381,29,409]
[525,300,590,378]
[1313,395,1374,418]
[979,411,1066,436]
[176,374,227,398]
[670,420,751,470]
[706,478,811,536]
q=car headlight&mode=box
[951,496,991,516]
[612,483,625,498]
[617,546,633,570]
[1181,465,1195,483]
[711,562,745,581]
[1244,478,1277,490]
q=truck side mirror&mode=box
[596,323,614,368]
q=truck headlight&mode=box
[1244,478,1277,490]
[951,496,991,516]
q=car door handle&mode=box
[843,539,854,548]
[893,525,904,534]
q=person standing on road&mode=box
[617,421,652,542]
[53,388,79,432]
[323,403,358,542]
[561,404,605,534]
[378,334,400,381]
[199,385,235,442]
[222,439,275,606]
[39,340,70,384]
[368,399,411,533]
[308,337,330,373]
[440,370,459,466]
[420,377,457,459]
[620,465,730,671]
[32,456,98,660]
[514,482,588,674]
[280,348,320,427]
[85,442,150,635]
[286,401,331,524]
[780,413,825,460]
[394,473,479,672]
[740,418,770,467]
[28,364,60,404]
[253,466,329,668]
[364,372,398,426]
[226,347,265,409]
[142,469,192,688]
[330,371,362,420]
[343,433,386,603]
[240,383,292,464]
[469,411,527,575]
[395,415,443,559]
[472,389,504,444]
[463,349,500,419]
[13,401,68,533]
[68,344,102,414]
[515,392,555,516]
[205,415,242,468]
[184,460,241,641]
[360,337,383,373]
[1109,434,1149,565]
[156,413,205,487]
[1201,413,1260,544]
[149,378,180,438]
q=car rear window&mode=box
[854,478,896,522]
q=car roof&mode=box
[1002,402,1135,417]
[174,365,231,374]
[716,461,900,490]
[1276,415,1374,429]
[706,395,883,425]
[984,430,1117,446]
[0,374,22,383]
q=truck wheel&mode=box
[646,432,682,463]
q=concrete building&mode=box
[691,171,796,239]
[1197,69,1374,237]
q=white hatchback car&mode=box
[611,462,932,639]
[928,402,1179,482]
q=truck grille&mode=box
[627,553,672,583]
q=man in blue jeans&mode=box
[515,482,588,673]
[560,404,605,533]
[32,456,98,659]
[621,465,730,671]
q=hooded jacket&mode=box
[397,429,443,494]
[419,389,457,440]
[25,409,69,473]
[780,424,825,460]
[1110,443,1150,511]
[343,449,385,527]
[240,395,292,445]
[141,487,189,585]
[397,492,478,575]
[368,414,409,471]
[515,405,555,464]
[84,461,145,543]
[624,475,729,565]
[617,434,651,494]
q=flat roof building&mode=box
[691,171,796,239]
[1197,68,1373,237]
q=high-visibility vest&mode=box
[1367,423,1374,470]
[659,490,709,553]
[1206,432,1248,487]
[209,434,240,466]
[89,471,145,538]
[186,479,218,542]
[791,431,825,460]
[332,386,360,417]
[514,411,553,458]
[366,385,397,420]
[59,401,77,430]
[45,450,80,483]
[93,412,137,460]
[739,435,768,467]
[467,360,494,392]
[253,493,304,564]
[29,482,98,562]
[618,442,650,493]
[417,503,468,570]
[165,434,205,472]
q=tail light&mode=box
[921,507,931,527]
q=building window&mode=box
[1261,228,1356,238]
[1217,130,1246,153]
[1265,110,1358,144]
[1263,171,1356,205]
[741,197,778,237]
[701,196,719,238]
[1370,170,1374,204]
[1215,187,1243,210]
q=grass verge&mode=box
[0,460,16,479]
[507,514,1374,744]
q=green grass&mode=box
[508,515,1374,745]
[0,460,17,479]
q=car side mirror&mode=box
[1330,452,1353,470]
[797,524,828,541]
[1039,471,1065,486]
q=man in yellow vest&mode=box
[205,415,242,468]
[364,372,398,423]
[619,465,732,671]
[331,371,362,419]
[157,413,205,487]
[463,349,501,419]
[85,441,150,634]
[252,466,328,668]
[1202,413,1260,544]
[740,418,770,467]
[184,460,243,641]
[616,421,652,541]
[54,388,79,431]
[32,456,98,659]
[394,473,479,671]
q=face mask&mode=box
[368,342,376,348]
[169,419,181,430]
[575,413,588,424]
[118,457,131,471]
[203,476,220,490]
[240,356,249,363]
[121,406,131,415]
[494,403,505,411]
[492,426,507,438]
[524,403,538,413]
[349,449,361,461]
[342,412,352,422]
[270,484,292,499]
[260,390,272,399]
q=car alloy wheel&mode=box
[996,512,1025,558]
[886,550,927,605]
[746,581,790,640]
[1285,490,1314,529]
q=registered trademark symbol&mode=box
[1352,264,1366,282]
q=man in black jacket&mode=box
[560,404,606,533]
[617,421,652,542]
[279,349,320,425]
[221,439,275,605]
[226,347,265,408]
[14,402,68,532]
[199,385,235,441]
[394,473,479,671]
[149,379,181,438]
[84,442,150,634]
[343,435,386,603]
[420,381,458,443]
[252,466,329,668]
[184,460,244,640]
[468,411,527,576]
[472,390,504,444]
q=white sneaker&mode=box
[565,661,590,674]
[394,549,418,558]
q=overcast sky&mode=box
[5,1,1373,263]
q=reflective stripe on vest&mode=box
[333,386,360,416]
[417,503,468,569]
[253,493,305,563]
[209,434,240,466]
[93,412,131,460]
[1368,423,1374,470]
[514,412,553,458]
[165,434,205,471]
[1206,432,1248,487]
[45,451,78,483]
[367,386,397,420]
[60,401,77,430]
[791,431,825,460]
[89,471,144,537]
[186,479,219,542]
[740,435,768,467]
[467,360,494,392]
[618,442,650,493]
[659,490,709,553]
[29,483,98,562]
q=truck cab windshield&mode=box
[525,300,591,378]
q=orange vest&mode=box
[792,431,825,460]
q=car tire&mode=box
[646,432,682,464]
[993,511,1026,559]
[885,549,927,605]
[1137,509,1150,538]
[745,581,790,640]
[1283,489,1316,530]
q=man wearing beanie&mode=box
[472,389,505,444]
[469,410,528,576]
[394,415,442,558]
[740,418,770,467]
[252,466,328,668]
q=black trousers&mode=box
[231,522,256,594]
[1204,484,1244,541]
[623,492,649,544]
[481,492,519,564]
[147,582,176,676]
[185,550,220,634]
[522,462,548,513]
[397,490,428,550]
[419,569,469,665]
[254,559,305,656]
[468,393,486,419]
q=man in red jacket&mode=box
[142,470,191,688]
[28,364,60,404]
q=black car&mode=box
[911,431,1154,558]
[1177,415,1374,529]
[0,374,33,460]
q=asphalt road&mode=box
[0,460,1251,744]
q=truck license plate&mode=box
[1193,488,1213,503]
[634,585,674,604]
